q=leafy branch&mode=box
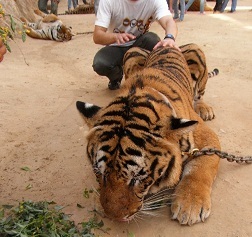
[0,200,107,237]
[0,3,27,52]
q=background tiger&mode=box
[20,9,73,42]
[76,44,220,225]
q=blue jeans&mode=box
[93,32,160,83]
[185,0,205,13]
[38,0,59,15]
[68,0,78,10]
[173,0,185,21]
[221,0,237,12]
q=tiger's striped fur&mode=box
[20,9,73,42]
[76,44,220,225]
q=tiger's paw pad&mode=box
[194,100,215,121]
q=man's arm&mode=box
[93,25,136,46]
[153,15,180,51]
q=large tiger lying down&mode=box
[20,9,74,42]
[76,43,220,225]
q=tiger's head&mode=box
[57,24,74,41]
[76,82,198,221]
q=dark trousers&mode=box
[213,0,223,11]
[92,32,160,83]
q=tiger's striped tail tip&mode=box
[208,68,219,78]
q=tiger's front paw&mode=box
[170,184,211,225]
[194,99,215,121]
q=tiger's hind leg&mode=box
[123,47,150,80]
[20,17,48,39]
[20,17,41,37]
[180,43,215,121]
[34,9,59,22]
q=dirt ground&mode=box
[0,1,252,236]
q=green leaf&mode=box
[22,30,26,42]
[10,15,16,32]
[21,166,31,171]
[0,208,4,218]
[83,188,90,199]
[128,232,135,237]
[0,200,108,236]
[25,184,33,190]
[5,43,11,52]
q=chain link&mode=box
[192,148,252,164]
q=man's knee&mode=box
[142,32,160,42]
[134,32,160,50]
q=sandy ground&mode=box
[0,1,252,236]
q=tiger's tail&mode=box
[208,68,219,78]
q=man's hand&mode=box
[93,26,136,46]
[114,33,136,45]
[153,38,181,51]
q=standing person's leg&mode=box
[214,0,223,12]
[38,0,49,14]
[93,46,129,90]
[220,0,229,12]
[172,0,179,19]
[179,0,185,21]
[185,0,196,12]
[51,0,59,15]
[73,0,78,9]
[200,0,205,13]
[230,0,237,12]
[68,0,72,11]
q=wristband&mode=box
[164,34,175,41]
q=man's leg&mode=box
[199,0,205,13]
[73,0,78,9]
[93,46,129,90]
[185,0,195,11]
[230,0,237,12]
[51,0,59,15]
[38,0,49,14]
[133,32,160,51]
[220,0,229,12]
[179,0,185,21]
[172,0,179,19]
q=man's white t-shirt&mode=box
[95,0,171,46]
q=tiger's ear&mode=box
[76,101,101,128]
[170,117,198,136]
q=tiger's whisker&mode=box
[142,204,168,211]
[139,210,165,217]
[144,197,171,205]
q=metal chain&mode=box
[190,148,252,164]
